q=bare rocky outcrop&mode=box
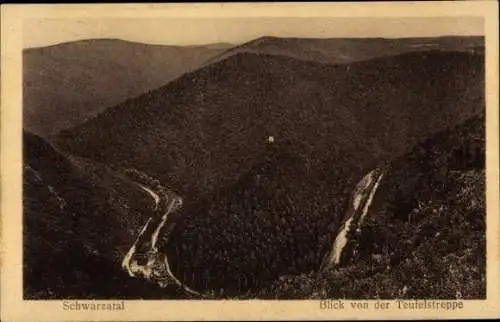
[320,168,385,271]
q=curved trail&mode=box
[138,184,160,211]
[321,168,385,271]
[122,183,201,296]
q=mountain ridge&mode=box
[54,49,484,200]
[23,39,233,136]
[24,38,235,51]
[204,35,484,66]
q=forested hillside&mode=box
[252,115,485,299]
[55,50,484,202]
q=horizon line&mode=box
[23,34,485,51]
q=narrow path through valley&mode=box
[122,182,201,296]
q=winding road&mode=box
[122,183,201,296]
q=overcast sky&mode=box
[24,17,484,49]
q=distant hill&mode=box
[23,39,233,136]
[24,36,483,137]
[205,36,484,66]
[55,49,485,202]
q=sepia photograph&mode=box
[1,2,499,321]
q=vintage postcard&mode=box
[1,2,499,321]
